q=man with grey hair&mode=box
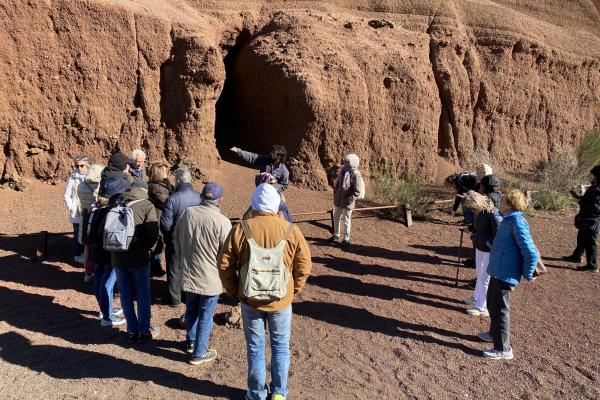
[176,182,231,364]
[130,149,147,181]
[159,167,202,306]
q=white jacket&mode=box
[64,173,85,224]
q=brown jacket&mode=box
[218,212,312,312]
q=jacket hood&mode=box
[345,154,360,169]
[121,187,149,202]
[85,164,105,184]
[481,174,501,193]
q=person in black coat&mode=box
[564,165,600,272]
[99,152,133,197]
[446,172,478,216]
[480,174,502,208]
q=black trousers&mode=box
[574,228,598,268]
[164,243,182,306]
[487,277,514,352]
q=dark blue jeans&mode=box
[114,265,151,334]
[185,293,219,358]
[93,263,117,321]
[72,223,83,258]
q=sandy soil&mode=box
[0,162,599,399]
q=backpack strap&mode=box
[124,199,144,207]
[240,220,253,241]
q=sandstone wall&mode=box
[1,0,599,189]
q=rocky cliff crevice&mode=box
[0,0,599,189]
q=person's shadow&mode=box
[0,331,245,398]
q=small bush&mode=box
[576,129,600,179]
[533,150,577,211]
[370,165,431,219]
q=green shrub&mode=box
[533,150,577,211]
[576,129,600,179]
[370,164,431,219]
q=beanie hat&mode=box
[131,179,148,191]
[202,182,223,200]
[251,183,281,213]
[109,152,135,171]
[100,177,129,198]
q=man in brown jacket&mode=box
[218,183,312,400]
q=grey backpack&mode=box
[239,221,294,301]
[102,199,143,252]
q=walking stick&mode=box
[455,228,465,286]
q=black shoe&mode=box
[127,333,138,344]
[466,279,476,289]
[186,340,195,354]
[464,258,475,268]
[576,265,599,273]
[563,255,584,263]
[328,235,339,243]
[339,240,350,248]
[138,326,161,343]
[150,268,166,278]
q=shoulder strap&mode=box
[282,222,294,241]
[240,220,253,241]
[124,199,144,207]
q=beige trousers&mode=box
[333,206,353,241]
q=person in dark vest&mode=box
[563,165,600,272]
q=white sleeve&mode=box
[64,177,74,210]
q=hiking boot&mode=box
[464,258,475,268]
[483,348,513,360]
[100,315,126,327]
[576,265,599,273]
[328,235,340,243]
[186,340,195,354]
[466,307,489,317]
[138,326,161,343]
[339,239,351,248]
[127,333,138,344]
[478,331,494,343]
[189,349,217,365]
[463,296,475,305]
[113,308,124,317]
[563,254,584,263]
[272,395,286,400]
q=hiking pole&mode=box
[455,228,465,286]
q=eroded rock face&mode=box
[1,1,599,189]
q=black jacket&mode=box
[576,181,600,231]
[160,182,202,242]
[99,166,131,197]
[453,173,477,194]
[480,174,502,208]
[471,208,503,252]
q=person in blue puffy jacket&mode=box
[479,189,539,360]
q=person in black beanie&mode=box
[99,152,134,197]
[564,165,600,272]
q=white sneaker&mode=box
[483,348,513,360]
[478,331,493,343]
[100,315,126,327]
[112,308,124,317]
[463,296,475,305]
[466,307,489,316]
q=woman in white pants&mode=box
[462,192,503,316]
[329,154,363,247]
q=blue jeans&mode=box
[93,263,117,321]
[241,303,292,400]
[114,265,151,334]
[185,293,219,357]
[72,223,83,258]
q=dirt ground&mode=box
[0,162,598,399]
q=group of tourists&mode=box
[62,144,598,396]
[448,162,600,360]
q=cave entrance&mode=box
[214,29,254,159]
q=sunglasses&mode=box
[75,164,86,168]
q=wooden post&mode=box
[33,231,48,262]
[328,209,335,233]
[403,204,413,227]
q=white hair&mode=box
[175,167,192,184]
[345,154,360,168]
[131,149,146,159]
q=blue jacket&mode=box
[160,182,202,241]
[237,149,289,192]
[487,211,539,286]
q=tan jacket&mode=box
[218,212,312,312]
[176,203,232,296]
